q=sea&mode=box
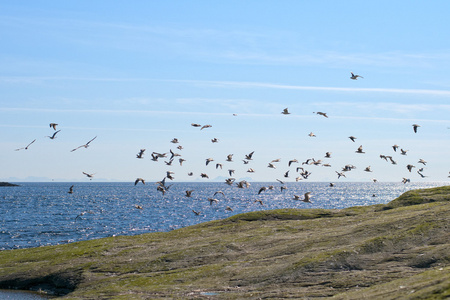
[1,181,448,251]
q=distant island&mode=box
[0,182,19,187]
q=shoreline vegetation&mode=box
[0,186,449,299]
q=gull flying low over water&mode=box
[303,192,312,203]
[350,72,363,80]
[134,178,145,185]
[15,139,36,151]
[71,136,97,152]
[185,190,193,197]
[68,185,74,194]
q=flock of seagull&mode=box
[13,72,449,217]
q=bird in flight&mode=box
[71,136,97,152]
[135,178,145,185]
[46,130,61,140]
[281,108,290,115]
[314,112,328,118]
[82,172,95,180]
[350,72,363,80]
[136,149,145,159]
[412,124,420,133]
[15,139,36,151]
[349,136,357,142]
[49,123,58,130]
[68,185,74,194]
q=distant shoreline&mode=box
[0,182,19,187]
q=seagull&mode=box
[82,172,95,179]
[288,159,298,167]
[226,154,233,162]
[170,149,181,160]
[136,149,145,159]
[228,169,235,176]
[309,132,316,137]
[135,178,145,185]
[216,163,223,169]
[75,211,95,220]
[254,199,264,205]
[348,136,357,142]
[205,158,214,166]
[225,178,235,185]
[364,166,372,172]
[188,172,194,176]
[325,152,332,158]
[179,158,186,166]
[392,145,399,152]
[49,123,58,130]
[281,108,290,115]
[46,130,61,140]
[245,151,255,160]
[267,163,276,169]
[329,183,335,187]
[200,173,209,179]
[303,192,312,203]
[185,190,194,197]
[134,204,143,210]
[400,149,408,155]
[192,210,202,215]
[211,138,219,143]
[402,178,410,184]
[208,198,219,205]
[15,139,36,151]
[68,185,74,194]
[258,186,267,194]
[406,164,415,172]
[225,206,233,212]
[213,190,225,197]
[314,112,328,118]
[418,159,427,165]
[71,136,97,152]
[284,170,289,178]
[247,168,255,173]
[350,72,363,80]
[191,123,202,127]
[336,171,346,179]
[412,124,420,133]
[200,124,212,130]
[271,158,281,163]
[170,138,179,144]
[356,145,365,154]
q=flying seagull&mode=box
[348,136,357,142]
[135,178,145,185]
[71,136,97,152]
[82,172,95,179]
[412,124,420,133]
[46,130,61,140]
[314,112,328,118]
[350,72,363,80]
[49,123,58,130]
[68,185,74,194]
[281,108,290,115]
[15,139,36,151]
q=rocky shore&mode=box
[0,186,449,299]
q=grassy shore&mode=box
[0,186,449,299]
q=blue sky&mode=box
[1,1,449,182]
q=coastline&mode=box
[0,186,449,299]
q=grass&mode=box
[0,185,449,299]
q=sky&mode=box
[1,1,449,183]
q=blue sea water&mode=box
[0,181,448,250]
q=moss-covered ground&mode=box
[0,186,449,299]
